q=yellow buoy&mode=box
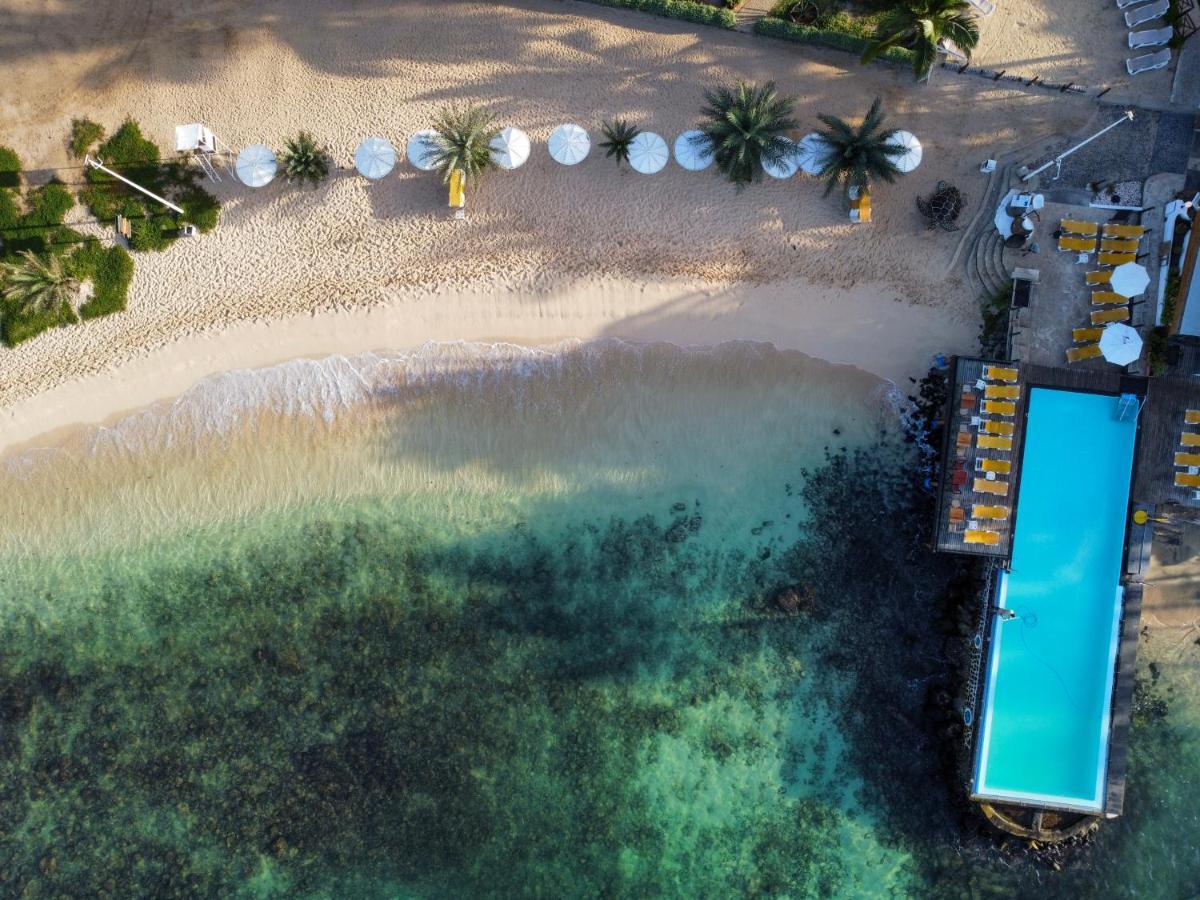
[1132,509,1148,525]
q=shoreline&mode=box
[0,275,973,456]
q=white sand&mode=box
[0,0,1094,452]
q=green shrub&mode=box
[69,118,105,159]
[0,181,77,257]
[0,189,20,238]
[72,241,134,320]
[0,146,20,190]
[129,216,174,252]
[178,184,221,233]
[754,16,915,65]
[0,299,76,346]
[576,0,737,28]
[26,181,74,225]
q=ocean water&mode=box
[0,340,1196,899]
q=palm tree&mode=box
[280,131,332,187]
[861,0,980,81]
[813,97,903,197]
[598,119,642,170]
[427,105,502,187]
[0,251,79,318]
[694,81,801,187]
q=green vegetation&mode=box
[695,81,801,187]
[577,0,737,28]
[813,96,903,196]
[79,118,220,246]
[280,131,332,188]
[862,0,979,80]
[427,105,502,188]
[1148,268,1181,374]
[979,279,1011,357]
[755,4,917,68]
[68,117,105,159]
[599,119,642,170]
[0,143,135,345]
[0,146,20,190]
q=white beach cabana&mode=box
[548,124,590,166]
[1099,322,1143,366]
[762,139,799,180]
[673,130,714,172]
[490,127,531,170]
[235,144,277,188]
[887,130,923,173]
[354,137,397,180]
[175,123,216,153]
[406,130,440,171]
[796,133,828,176]
[1110,261,1150,298]
[628,132,669,174]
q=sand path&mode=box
[0,0,1093,448]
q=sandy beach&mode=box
[0,0,1095,450]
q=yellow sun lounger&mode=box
[973,478,1009,497]
[983,365,1019,383]
[1103,223,1145,239]
[1060,219,1100,237]
[978,458,1012,474]
[1098,251,1136,266]
[1085,270,1112,285]
[1175,472,1200,488]
[1092,307,1130,325]
[964,529,1001,546]
[983,400,1016,417]
[980,419,1014,435]
[1092,291,1127,306]
[1067,343,1103,363]
[1182,432,1200,447]
[985,384,1020,400]
[977,434,1013,451]
[1101,238,1139,253]
[1187,410,1200,425]
[1175,452,1200,467]
[1059,235,1097,253]
[1073,327,1104,343]
[972,504,1009,521]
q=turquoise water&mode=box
[974,388,1138,812]
[0,344,1197,897]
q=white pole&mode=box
[1020,111,1134,183]
[84,155,185,215]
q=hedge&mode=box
[576,0,737,29]
[754,17,916,67]
[0,146,19,190]
[72,239,135,320]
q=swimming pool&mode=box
[972,388,1138,813]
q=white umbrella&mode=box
[628,132,669,174]
[763,138,799,180]
[1110,261,1150,298]
[490,127,531,170]
[354,137,396,180]
[796,133,828,176]
[993,189,1019,237]
[1099,323,1143,366]
[887,130,923,173]
[548,124,590,166]
[235,144,276,188]
[673,130,713,172]
[406,130,440,172]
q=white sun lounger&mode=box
[1116,0,1145,8]
[1126,0,1169,28]
[1129,26,1173,48]
[1127,48,1172,74]
[965,0,995,15]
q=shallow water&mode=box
[0,340,1196,898]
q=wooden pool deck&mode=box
[938,357,1200,819]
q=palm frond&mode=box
[696,81,800,187]
[280,131,331,188]
[814,97,902,197]
[429,105,502,187]
[0,250,79,317]
[599,119,643,169]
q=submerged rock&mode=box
[772,584,812,615]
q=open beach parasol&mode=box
[490,127,531,170]
[1099,322,1143,366]
[796,133,829,176]
[235,144,277,188]
[628,132,669,174]
[1110,261,1150,298]
[354,137,396,180]
[548,124,590,166]
[762,139,799,180]
[406,130,440,171]
[673,130,713,172]
[887,130,923,173]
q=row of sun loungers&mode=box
[1121,0,1173,73]
[951,368,1020,546]
[1175,410,1200,490]
[1061,221,1146,239]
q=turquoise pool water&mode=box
[973,388,1138,813]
